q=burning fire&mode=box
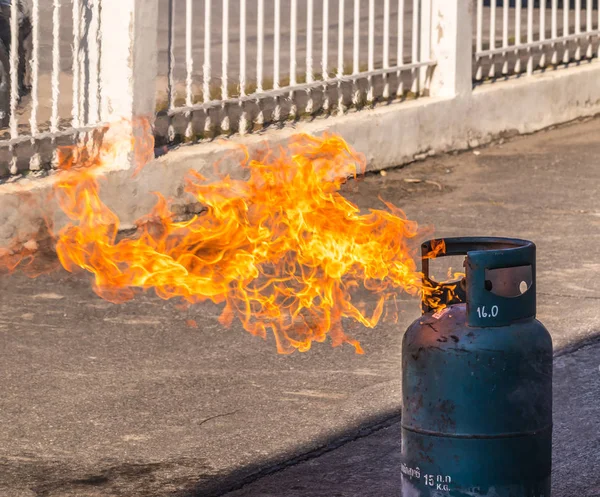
[1,130,450,354]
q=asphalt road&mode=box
[0,116,599,496]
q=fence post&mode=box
[429,0,473,98]
[99,0,158,168]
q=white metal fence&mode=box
[1,0,600,180]
[0,0,158,180]
[0,0,107,179]
[159,0,436,142]
[475,0,600,80]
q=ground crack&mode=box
[197,410,240,428]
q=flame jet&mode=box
[3,133,449,353]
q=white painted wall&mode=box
[100,0,158,123]
[99,0,158,170]
[429,0,473,98]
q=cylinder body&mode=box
[401,303,553,497]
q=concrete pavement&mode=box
[222,340,600,497]
[0,117,599,496]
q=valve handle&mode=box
[421,237,537,327]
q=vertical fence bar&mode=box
[383,0,390,98]
[289,0,297,118]
[256,0,265,93]
[322,0,330,111]
[411,0,419,93]
[551,0,558,64]
[367,0,374,102]
[563,0,570,62]
[51,0,61,165]
[353,0,360,74]
[352,0,360,105]
[540,0,546,67]
[239,0,247,133]
[273,0,281,120]
[203,0,212,134]
[239,0,246,98]
[575,0,581,60]
[273,0,280,89]
[221,0,230,130]
[29,0,40,170]
[8,0,19,174]
[586,0,593,58]
[489,0,496,78]
[598,0,600,57]
[306,0,314,112]
[397,0,404,96]
[502,0,509,74]
[257,0,264,93]
[77,1,85,127]
[256,0,264,124]
[337,0,345,113]
[185,0,194,138]
[307,0,314,83]
[222,0,229,98]
[527,0,534,75]
[87,0,101,125]
[419,0,431,91]
[167,0,176,140]
[72,0,81,128]
[515,0,522,72]
[290,0,297,86]
[476,0,483,80]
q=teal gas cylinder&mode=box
[401,237,553,497]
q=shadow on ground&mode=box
[177,409,402,497]
[6,330,598,497]
[1,408,401,497]
[5,333,598,497]
[181,335,600,497]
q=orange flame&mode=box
[1,131,453,353]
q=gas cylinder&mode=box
[401,237,552,497]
